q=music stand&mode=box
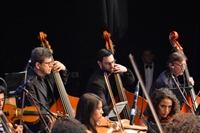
[4,71,26,106]
[107,101,128,118]
[4,71,26,97]
[169,87,191,106]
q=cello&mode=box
[96,72,148,133]
[38,32,79,117]
[169,31,200,114]
[102,31,148,125]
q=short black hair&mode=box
[0,77,7,95]
[51,117,87,133]
[167,52,187,64]
[30,47,52,67]
[97,48,113,62]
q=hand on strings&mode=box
[46,114,57,131]
[52,61,66,71]
[189,77,195,86]
[114,64,127,73]
[7,123,23,133]
[13,124,23,133]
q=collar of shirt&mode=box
[144,63,154,69]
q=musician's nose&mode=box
[101,109,104,115]
[165,107,171,113]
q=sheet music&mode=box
[107,101,128,118]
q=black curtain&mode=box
[99,0,128,45]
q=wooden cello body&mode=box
[38,32,79,117]
[169,31,200,114]
[102,72,148,132]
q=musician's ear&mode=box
[97,61,101,66]
[36,62,41,69]
[168,62,174,68]
[172,62,175,66]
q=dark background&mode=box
[1,1,199,97]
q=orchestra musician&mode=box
[19,47,70,132]
[0,77,24,133]
[150,52,195,106]
[136,47,164,96]
[86,48,135,117]
[75,93,104,133]
[164,112,200,133]
[144,87,180,133]
[75,93,128,133]
[51,116,89,133]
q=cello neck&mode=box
[52,70,75,117]
[114,73,131,119]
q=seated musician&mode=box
[76,93,145,133]
[144,87,180,133]
[75,93,104,133]
[164,112,200,133]
[51,116,89,133]
[19,47,69,132]
[150,52,195,106]
[0,77,23,133]
[86,48,135,117]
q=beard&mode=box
[101,65,114,74]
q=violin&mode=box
[160,116,174,124]
[3,104,67,125]
[96,117,147,133]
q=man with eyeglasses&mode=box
[19,47,70,133]
[86,48,135,117]
[150,52,194,106]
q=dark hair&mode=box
[97,48,112,62]
[167,52,187,64]
[75,93,102,133]
[146,88,180,118]
[51,117,87,133]
[141,46,154,55]
[164,113,200,133]
[0,77,7,95]
[30,47,52,67]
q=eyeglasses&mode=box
[174,61,186,68]
[42,61,54,66]
[102,60,116,66]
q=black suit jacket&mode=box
[86,67,135,116]
[133,61,164,97]
[21,68,70,132]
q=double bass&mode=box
[102,31,148,125]
[38,32,79,117]
[169,31,200,114]
[96,71,148,133]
